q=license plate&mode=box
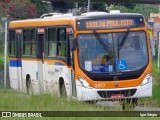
[111,94,124,99]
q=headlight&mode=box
[141,73,151,86]
[78,76,92,89]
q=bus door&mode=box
[37,28,46,93]
[15,29,23,91]
[67,32,77,97]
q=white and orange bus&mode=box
[8,12,152,107]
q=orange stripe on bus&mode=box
[44,59,69,66]
[9,58,20,60]
[9,18,72,28]
[21,58,42,61]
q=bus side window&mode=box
[57,27,66,57]
[23,29,31,56]
[47,28,57,57]
[9,30,16,56]
[31,28,37,56]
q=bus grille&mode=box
[97,89,137,98]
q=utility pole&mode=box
[87,0,90,12]
[158,5,160,71]
[2,17,8,88]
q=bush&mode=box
[0,0,38,19]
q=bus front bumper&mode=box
[76,78,152,101]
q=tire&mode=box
[121,98,138,110]
[60,82,66,98]
[85,101,97,104]
[26,77,33,95]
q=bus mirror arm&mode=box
[71,38,76,51]
[67,38,76,66]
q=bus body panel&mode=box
[9,67,22,91]
[45,60,70,96]
[9,58,23,92]
[44,60,72,97]
[21,59,40,94]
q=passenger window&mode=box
[31,29,37,56]
[57,28,66,57]
[9,30,16,56]
[47,28,57,57]
[23,29,31,55]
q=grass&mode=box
[0,89,105,111]
[152,58,160,102]
[138,58,160,107]
[0,89,160,120]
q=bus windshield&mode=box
[77,31,148,73]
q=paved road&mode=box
[96,101,160,111]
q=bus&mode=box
[8,11,152,108]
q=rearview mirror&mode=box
[70,38,76,51]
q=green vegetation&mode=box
[0,89,160,119]
[0,40,4,67]
[152,59,160,102]
[152,44,160,102]
[138,58,160,107]
[112,4,159,19]
[0,89,104,111]
[0,52,4,67]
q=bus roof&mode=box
[9,17,75,28]
[76,13,143,20]
[9,12,144,29]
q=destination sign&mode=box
[76,17,144,30]
[86,19,133,28]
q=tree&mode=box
[77,2,135,13]
[92,2,108,11]
[0,0,38,20]
[78,2,108,13]
[30,0,52,16]
[51,1,75,13]
[131,4,159,19]
[115,3,136,10]
[111,4,159,19]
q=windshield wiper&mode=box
[117,29,130,63]
[118,29,130,50]
[93,31,110,51]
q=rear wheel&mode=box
[26,76,33,95]
[60,82,67,98]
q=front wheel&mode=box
[85,101,97,104]
[120,98,138,110]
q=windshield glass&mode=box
[77,31,148,73]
